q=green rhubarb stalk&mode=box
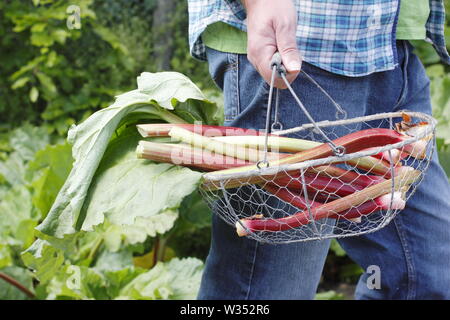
[168,126,282,163]
[212,135,394,177]
[202,128,417,191]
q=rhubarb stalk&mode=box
[138,141,377,198]
[203,127,423,190]
[212,135,397,177]
[168,126,283,163]
[137,123,268,138]
[137,141,249,170]
[235,168,420,236]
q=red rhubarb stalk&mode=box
[262,183,322,210]
[203,127,416,190]
[264,184,404,222]
[331,192,405,221]
[273,173,361,197]
[138,141,378,198]
[235,168,419,236]
[137,141,250,170]
[309,166,386,188]
[261,188,404,226]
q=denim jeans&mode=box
[198,41,450,299]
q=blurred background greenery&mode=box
[0,0,449,300]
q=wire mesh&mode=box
[199,111,436,244]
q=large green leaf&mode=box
[0,244,13,269]
[116,257,203,300]
[45,265,108,300]
[9,124,50,162]
[0,152,26,186]
[438,149,450,180]
[102,267,146,299]
[80,159,201,232]
[0,185,35,247]
[21,239,65,285]
[101,210,179,251]
[36,72,217,239]
[26,143,73,218]
[71,117,199,238]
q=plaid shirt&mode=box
[187,0,450,76]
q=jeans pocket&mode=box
[205,48,240,123]
[223,53,240,122]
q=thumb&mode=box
[276,30,302,74]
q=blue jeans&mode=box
[198,41,450,299]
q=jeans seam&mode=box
[225,53,240,121]
[244,240,259,300]
[393,215,417,299]
[393,41,410,110]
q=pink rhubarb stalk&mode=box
[137,123,268,138]
[137,141,250,170]
[137,141,375,200]
[235,168,419,236]
[203,127,418,190]
[273,173,361,197]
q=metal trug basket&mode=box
[200,111,436,244]
[199,54,436,244]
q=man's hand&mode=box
[243,0,302,88]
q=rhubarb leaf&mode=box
[35,72,217,239]
[102,267,146,299]
[77,121,200,233]
[0,152,27,186]
[0,244,13,268]
[26,143,73,219]
[102,211,179,249]
[0,185,36,248]
[45,265,108,300]
[116,257,203,300]
[136,72,206,110]
[80,158,199,231]
[21,239,65,284]
[9,124,50,162]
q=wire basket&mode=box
[199,54,437,244]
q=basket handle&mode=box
[261,52,347,165]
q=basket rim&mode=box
[202,111,436,182]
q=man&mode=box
[187,0,450,299]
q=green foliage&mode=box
[315,290,345,300]
[36,72,215,240]
[0,0,214,136]
[410,3,450,177]
[0,0,449,301]
[0,70,217,300]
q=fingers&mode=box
[275,18,302,87]
[248,41,298,89]
[245,0,301,89]
[247,42,280,87]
